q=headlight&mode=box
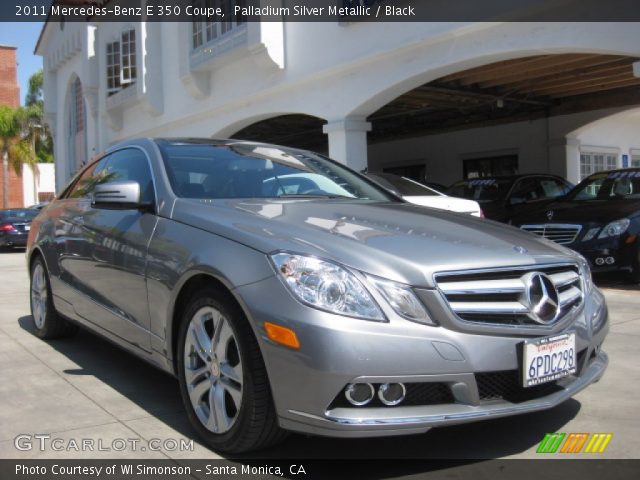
[270,253,384,321]
[369,277,435,325]
[577,254,593,292]
[582,227,600,242]
[598,218,630,239]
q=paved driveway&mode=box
[0,250,638,460]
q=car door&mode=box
[70,148,158,351]
[50,157,111,317]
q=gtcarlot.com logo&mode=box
[537,433,613,454]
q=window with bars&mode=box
[192,0,247,50]
[72,78,84,133]
[579,152,618,180]
[121,29,136,84]
[105,28,137,96]
[106,41,121,94]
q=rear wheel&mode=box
[629,246,640,284]
[176,288,286,453]
[30,257,78,339]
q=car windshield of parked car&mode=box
[0,209,39,220]
[446,178,512,202]
[159,143,396,201]
[568,171,640,201]
[368,173,440,196]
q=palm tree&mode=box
[0,105,38,209]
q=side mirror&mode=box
[92,181,142,208]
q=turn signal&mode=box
[264,322,300,349]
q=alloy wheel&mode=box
[183,306,243,434]
[31,263,48,329]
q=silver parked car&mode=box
[27,139,609,453]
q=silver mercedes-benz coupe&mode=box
[27,139,609,453]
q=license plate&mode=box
[24,225,30,231]
[522,332,576,387]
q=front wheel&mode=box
[629,246,640,284]
[30,257,78,339]
[176,288,286,453]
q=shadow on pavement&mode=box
[18,314,581,466]
[594,272,640,291]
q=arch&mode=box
[214,113,328,152]
[567,106,640,139]
[62,74,88,177]
[338,22,640,119]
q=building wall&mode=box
[0,44,24,208]
[573,110,640,162]
[22,163,56,206]
[368,107,640,186]
[36,18,640,190]
[0,168,25,208]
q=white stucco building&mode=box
[35,6,640,192]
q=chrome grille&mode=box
[520,224,581,244]
[435,264,583,327]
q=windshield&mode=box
[0,209,38,220]
[368,173,440,196]
[446,178,512,202]
[567,170,640,201]
[159,142,396,201]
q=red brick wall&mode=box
[0,167,24,208]
[0,46,19,108]
[0,45,23,208]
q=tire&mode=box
[30,256,78,339]
[176,287,286,453]
[629,246,640,284]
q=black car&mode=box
[512,168,640,281]
[0,208,39,249]
[446,174,573,222]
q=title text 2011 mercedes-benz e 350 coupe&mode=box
[27,139,609,453]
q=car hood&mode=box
[512,198,640,225]
[171,198,575,287]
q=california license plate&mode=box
[522,332,576,387]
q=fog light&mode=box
[605,257,615,265]
[595,257,605,266]
[345,383,374,406]
[378,383,406,406]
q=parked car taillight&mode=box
[0,223,16,232]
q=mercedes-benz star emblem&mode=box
[523,272,559,324]
[546,210,554,220]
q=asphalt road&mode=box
[0,250,638,462]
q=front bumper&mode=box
[282,350,608,438]
[0,231,28,247]
[571,235,637,273]
[235,276,609,438]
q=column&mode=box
[322,116,371,172]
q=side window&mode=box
[539,178,570,199]
[66,158,110,199]
[102,149,155,204]
[509,178,538,205]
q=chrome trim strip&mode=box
[550,271,580,287]
[520,224,582,244]
[449,301,528,314]
[438,278,525,295]
[559,286,582,307]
